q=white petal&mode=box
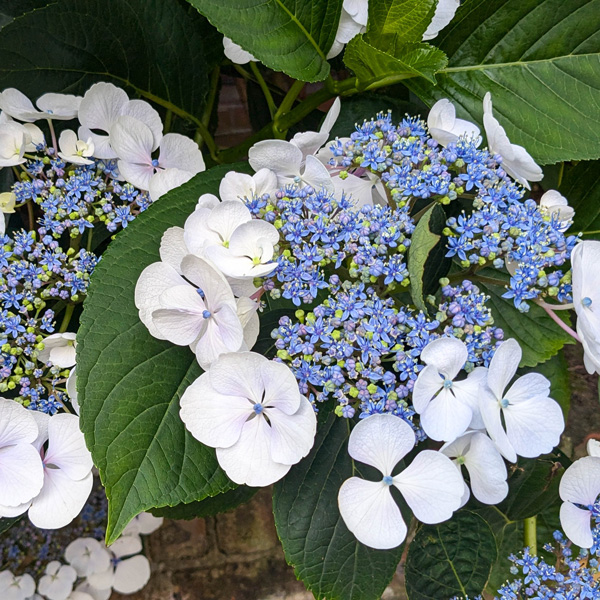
[152,285,209,345]
[122,512,163,536]
[348,413,415,475]
[123,100,163,150]
[30,410,50,452]
[85,568,114,592]
[412,364,443,413]
[78,83,128,136]
[36,93,82,120]
[179,372,252,449]
[487,338,521,399]
[77,127,115,160]
[319,97,341,136]
[113,555,151,595]
[65,538,111,577]
[44,413,93,480]
[503,395,564,458]
[0,88,42,121]
[216,415,291,486]
[195,305,244,368]
[266,396,316,465]
[110,534,142,558]
[206,201,252,244]
[117,159,154,191]
[588,439,600,458]
[505,373,550,404]
[253,168,278,197]
[560,502,593,548]
[393,450,463,524]
[248,140,303,178]
[420,388,473,442]
[463,433,508,504]
[0,572,35,600]
[208,352,266,402]
[75,583,111,600]
[110,115,153,166]
[28,470,93,529]
[236,297,260,350]
[302,154,334,191]
[229,219,279,254]
[260,360,301,415]
[420,337,468,379]
[422,0,459,40]
[0,443,44,506]
[148,168,193,201]
[158,133,205,174]
[338,477,406,549]
[219,171,256,203]
[159,227,187,273]
[560,456,600,505]
[135,261,187,339]
[290,130,329,161]
[332,173,375,209]
[454,367,488,430]
[0,398,39,445]
[38,564,77,600]
[0,500,31,518]
[222,37,256,64]
[479,388,517,462]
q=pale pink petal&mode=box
[123,99,163,150]
[216,415,291,486]
[393,450,463,524]
[110,115,153,166]
[348,413,415,476]
[78,83,128,133]
[28,470,93,529]
[117,160,154,191]
[338,477,407,550]
[179,373,252,449]
[560,502,594,548]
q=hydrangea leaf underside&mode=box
[78,164,252,544]
[0,0,221,121]
[273,414,405,600]
[405,510,498,600]
[186,0,344,82]
[407,0,600,164]
[344,0,448,87]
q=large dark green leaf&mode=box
[0,0,52,29]
[186,0,343,82]
[151,486,258,520]
[78,164,252,544]
[0,0,221,121]
[476,272,574,367]
[273,413,405,600]
[344,0,447,87]
[0,515,22,535]
[561,160,600,237]
[405,510,498,600]
[408,0,600,165]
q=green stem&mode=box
[582,230,600,235]
[202,66,221,128]
[164,109,173,134]
[250,62,277,119]
[523,516,537,555]
[86,229,93,252]
[194,121,219,163]
[273,80,306,137]
[471,274,508,288]
[26,200,35,231]
[59,304,75,333]
[557,162,565,188]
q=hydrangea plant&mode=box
[0,0,599,598]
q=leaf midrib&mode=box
[442,51,598,73]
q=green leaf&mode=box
[186,0,343,82]
[497,456,564,521]
[78,164,252,544]
[476,272,574,367]
[407,0,600,165]
[405,510,498,600]
[561,160,600,236]
[273,414,405,600]
[0,515,22,535]
[521,350,571,417]
[0,0,53,29]
[0,0,221,121]
[345,37,448,87]
[408,204,449,311]
[343,0,447,87]
[150,486,258,520]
